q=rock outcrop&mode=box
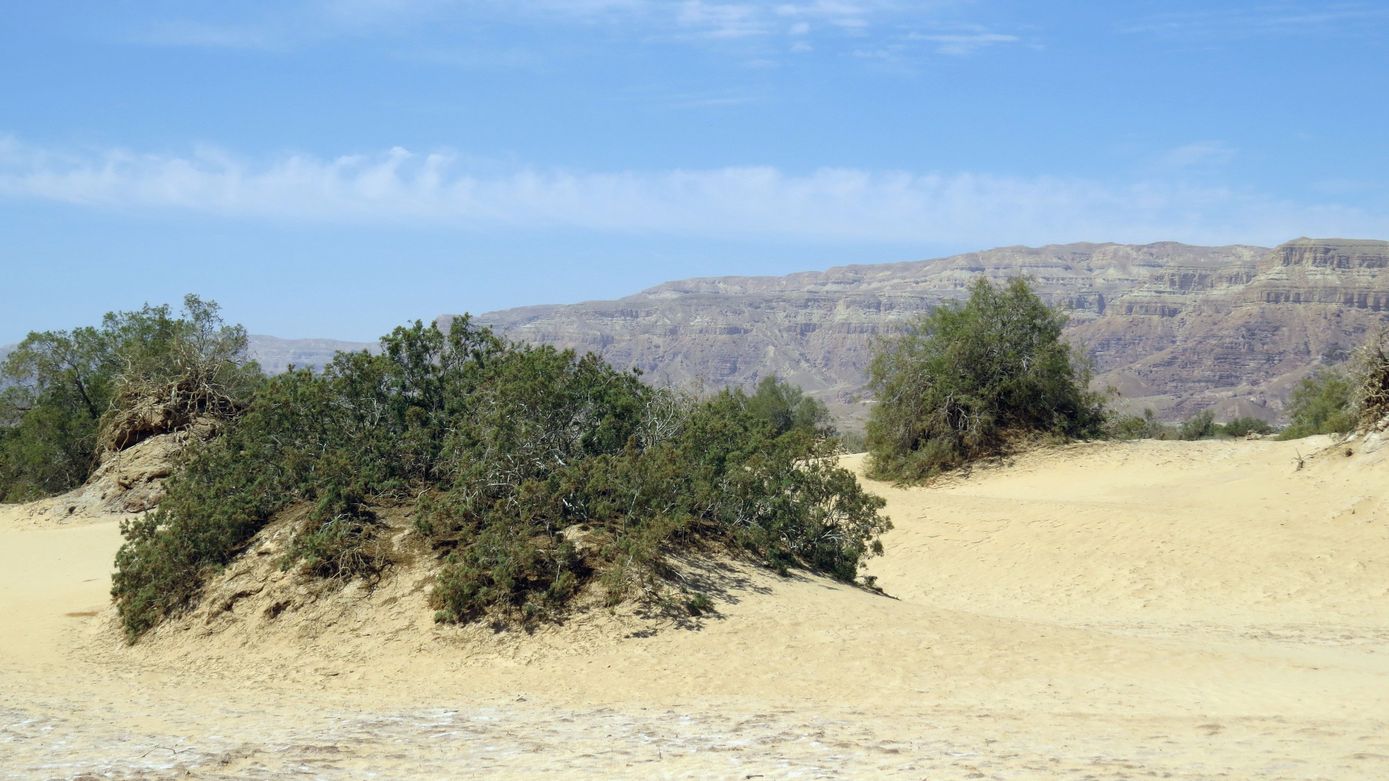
[13,430,193,523]
[459,238,1389,427]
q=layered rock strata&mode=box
[460,238,1389,426]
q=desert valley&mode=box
[3,432,1388,778]
[6,5,1389,778]
[3,238,1389,779]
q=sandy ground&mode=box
[3,436,1388,779]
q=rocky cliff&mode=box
[459,238,1389,427]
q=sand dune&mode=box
[3,436,1387,779]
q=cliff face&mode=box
[460,238,1389,427]
[1075,239,1389,421]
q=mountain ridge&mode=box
[10,237,1387,429]
[460,237,1389,427]
[244,335,377,374]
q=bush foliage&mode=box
[1278,369,1357,439]
[1352,330,1389,426]
[1106,409,1172,440]
[0,296,260,502]
[111,318,889,640]
[1275,331,1389,439]
[1107,409,1273,441]
[1177,409,1218,441]
[865,277,1107,480]
[1219,416,1274,438]
[1177,411,1275,440]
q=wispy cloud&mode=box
[1156,140,1237,171]
[662,89,761,109]
[1121,2,1389,41]
[772,1,877,31]
[853,22,1024,66]
[907,29,1020,56]
[4,138,1376,247]
[399,46,546,71]
[125,0,877,48]
[675,2,769,39]
[133,19,287,50]
[120,1,1019,65]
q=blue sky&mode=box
[3,1,1388,343]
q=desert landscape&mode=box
[5,433,1386,779]
[6,5,1389,779]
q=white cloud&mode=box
[907,30,1020,56]
[675,1,768,39]
[3,138,1378,247]
[854,24,1024,65]
[1157,141,1237,170]
[123,0,1012,63]
[774,1,874,29]
[1121,3,1389,40]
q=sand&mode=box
[2,436,1387,779]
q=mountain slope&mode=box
[462,238,1389,426]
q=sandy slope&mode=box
[2,436,1388,779]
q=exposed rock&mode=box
[16,379,228,523]
[459,238,1389,427]
[86,431,186,513]
[13,429,197,523]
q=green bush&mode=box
[837,429,868,453]
[112,318,890,640]
[1178,409,1218,440]
[1279,369,1357,439]
[287,467,390,581]
[1107,408,1173,440]
[1274,332,1389,439]
[865,277,1107,480]
[746,375,835,440]
[1220,416,1274,438]
[0,295,260,502]
[1175,410,1275,440]
[1109,409,1271,441]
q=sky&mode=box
[3,0,1388,343]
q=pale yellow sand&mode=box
[2,437,1387,779]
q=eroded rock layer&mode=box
[462,238,1389,426]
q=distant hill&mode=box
[458,238,1389,427]
[2,338,371,378]
[12,237,1389,428]
[245,335,376,374]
